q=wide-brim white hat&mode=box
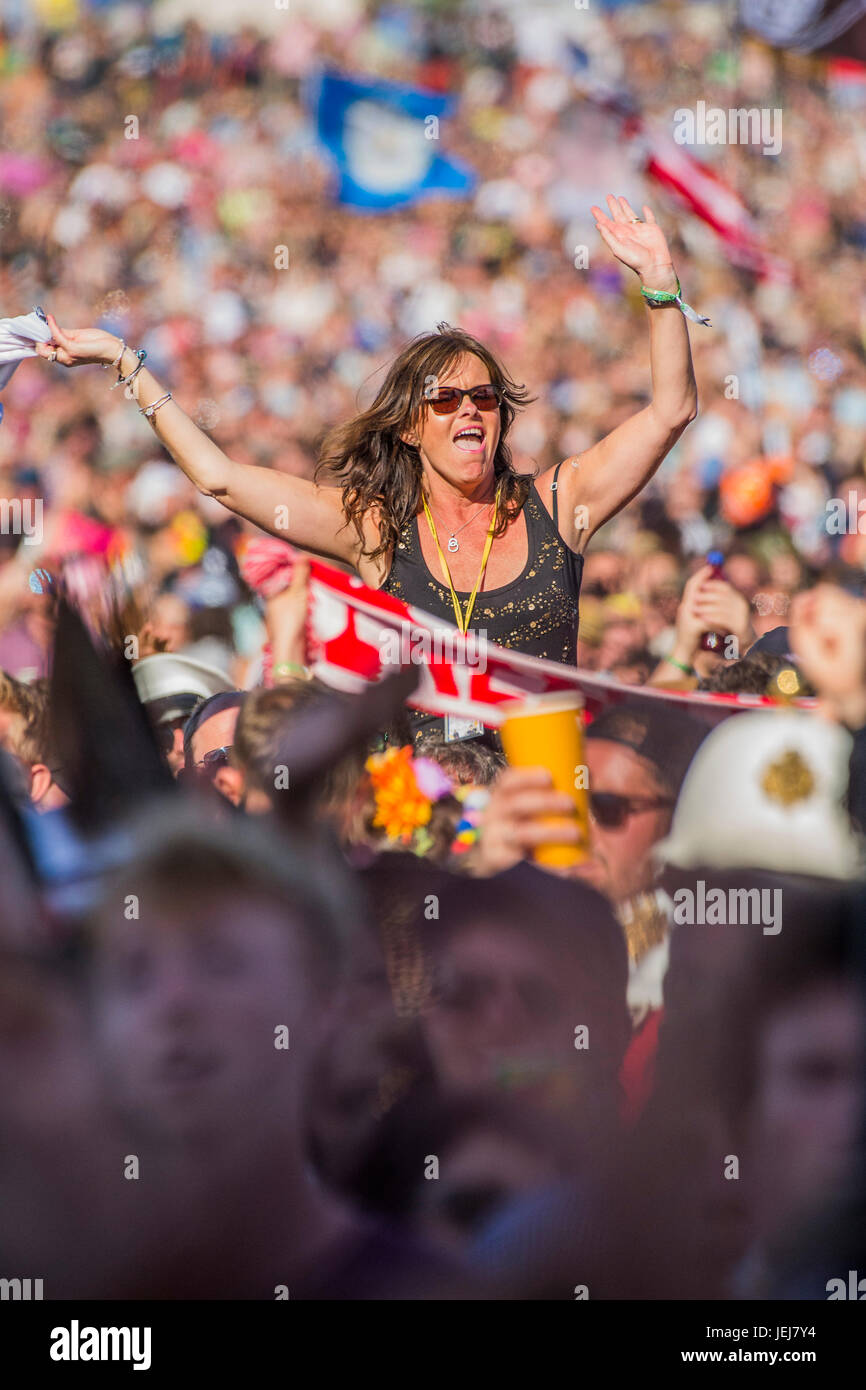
[656,709,864,881]
[132,653,235,711]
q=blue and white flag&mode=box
[308,70,475,211]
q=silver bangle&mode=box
[139,392,172,419]
[111,347,147,391]
[102,339,126,371]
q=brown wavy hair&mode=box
[315,324,535,565]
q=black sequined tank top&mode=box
[380,462,583,670]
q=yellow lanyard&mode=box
[421,482,501,634]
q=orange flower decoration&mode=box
[365,746,433,844]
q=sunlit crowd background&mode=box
[1,0,866,684]
[1,0,866,1305]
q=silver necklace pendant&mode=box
[447,536,459,553]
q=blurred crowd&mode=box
[0,1,866,1301]
[1,2,866,685]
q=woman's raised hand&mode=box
[590,195,676,283]
[33,312,121,368]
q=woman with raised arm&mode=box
[36,195,702,744]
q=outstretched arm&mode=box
[35,317,368,569]
[543,197,698,551]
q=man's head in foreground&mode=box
[415,863,630,1126]
[84,807,351,1151]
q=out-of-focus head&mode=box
[415,864,630,1117]
[581,549,627,599]
[716,881,864,1264]
[788,575,866,701]
[85,807,352,1148]
[0,671,68,809]
[575,704,708,903]
[723,550,764,600]
[350,1087,580,1255]
[699,650,811,696]
[232,681,370,829]
[232,681,318,814]
[181,690,246,801]
[149,592,192,652]
[0,943,148,1296]
[133,654,235,777]
[596,616,643,673]
[413,731,505,788]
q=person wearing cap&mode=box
[132,653,236,776]
[569,704,710,1120]
[656,708,864,882]
[181,690,247,803]
[574,704,708,908]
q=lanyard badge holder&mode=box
[422,482,501,743]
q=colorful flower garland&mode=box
[364,745,490,859]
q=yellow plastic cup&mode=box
[500,692,590,868]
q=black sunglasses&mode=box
[590,790,674,830]
[177,746,234,785]
[424,384,502,415]
[198,746,233,768]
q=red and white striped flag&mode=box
[240,538,811,729]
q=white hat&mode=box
[132,653,235,716]
[655,710,864,881]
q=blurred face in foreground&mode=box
[747,978,865,1246]
[789,583,866,712]
[422,922,618,1110]
[90,891,321,1146]
[0,955,143,1294]
[572,739,673,904]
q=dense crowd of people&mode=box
[0,1,865,1301]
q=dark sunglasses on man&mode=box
[177,746,234,785]
[589,790,675,831]
[424,384,502,415]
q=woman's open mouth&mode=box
[453,425,486,454]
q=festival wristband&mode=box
[664,653,695,676]
[640,276,711,327]
[273,661,310,681]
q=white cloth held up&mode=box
[0,311,54,391]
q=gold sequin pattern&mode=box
[381,488,582,665]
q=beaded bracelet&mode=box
[641,276,711,327]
